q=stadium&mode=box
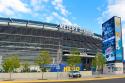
[0,17,102,71]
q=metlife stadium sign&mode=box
[59,24,81,32]
[102,16,123,62]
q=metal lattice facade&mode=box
[0,17,102,64]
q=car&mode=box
[0,68,4,73]
[68,71,81,78]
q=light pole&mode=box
[56,40,62,79]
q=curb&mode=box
[0,75,125,83]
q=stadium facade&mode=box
[0,17,102,71]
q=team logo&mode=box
[115,18,120,27]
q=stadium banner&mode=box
[102,17,116,62]
[102,16,123,62]
[114,17,123,61]
[44,63,83,72]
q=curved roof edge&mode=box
[0,17,102,39]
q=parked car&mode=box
[0,68,5,73]
[68,71,81,78]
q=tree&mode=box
[92,52,106,74]
[2,54,20,80]
[67,48,81,71]
[35,50,51,79]
[22,62,30,72]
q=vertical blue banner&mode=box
[102,17,115,62]
[102,16,123,62]
[114,17,123,61]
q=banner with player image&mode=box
[114,17,123,61]
[102,16,123,62]
[102,17,115,62]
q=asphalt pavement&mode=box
[2,78,125,83]
[16,78,125,83]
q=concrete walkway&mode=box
[1,74,125,83]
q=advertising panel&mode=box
[102,38,115,61]
[44,63,83,72]
[102,16,123,62]
[102,17,115,62]
[114,17,123,61]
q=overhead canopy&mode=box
[64,54,95,58]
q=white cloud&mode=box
[0,0,75,26]
[108,0,125,20]
[98,0,125,57]
[43,0,49,3]
[96,7,102,12]
[98,0,125,23]
[0,0,31,15]
[51,0,69,16]
[31,0,45,12]
[52,12,72,25]
[45,16,54,22]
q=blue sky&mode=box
[0,0,125,35]
[0,0,107,34]
[63,0,107,34]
